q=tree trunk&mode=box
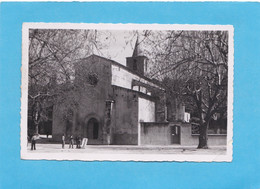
[33,108,40,135]
[197,122,209,149]
[34,123,39,134]
[32,101,41,135]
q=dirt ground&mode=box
[27,143,226,155]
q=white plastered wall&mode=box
[111,64,162,90]
[138,97,155,145]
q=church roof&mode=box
[132,37,146,57]
[82,54,164,90]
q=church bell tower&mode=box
[126,37,148,76]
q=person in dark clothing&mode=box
[78,136,82,149]
[62,134,65,149]
[31,134,37,150]
[69,135,74,149]
[76,136,81,149]
[75,136,78,148]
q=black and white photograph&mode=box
[21,23,233,161]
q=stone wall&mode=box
[140,122,170,145]
[140,122,227,146]
[179,123,227,146]
[75,56,114,144]
[52,55,113,144]
[112,86,139,145]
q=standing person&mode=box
[69,135,74,149]
[62,134,65,149]
[31,134,37,150]
[78,136,82,149]
[75,136,79,149]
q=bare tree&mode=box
[28,28,228,149]
[138,30,228,148]
[28,29,110,135]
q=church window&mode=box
[87,72,99,86]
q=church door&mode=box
[171,125,181,144]
[87,118,99,139]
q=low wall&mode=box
[140,122,227,146]
[179,123,227,146]
[140,122,171,145]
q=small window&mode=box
[133,86,139,91]
[133,60,137,71]
[140,86,146,94]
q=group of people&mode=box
[28,134,83,150]
[62,134,82,149]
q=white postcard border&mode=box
[21,23,234,162]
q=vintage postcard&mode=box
[21,23,233,161]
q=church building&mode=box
[51,38,227,147]
[52,40,167,145]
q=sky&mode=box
[93,30,139,65]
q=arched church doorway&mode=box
[87,118,99,139]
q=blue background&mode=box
[0,2,260,189]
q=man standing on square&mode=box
[69,135,74,149]
[62,134,65,149]
[31,134,37,150]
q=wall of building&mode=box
[111,64,162,91]
[138,97,156,145]
[52,55,113,144]
[76,56,114,144]
[138,97,155,123]
[112,62,166,123]
[112,86,139,145]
